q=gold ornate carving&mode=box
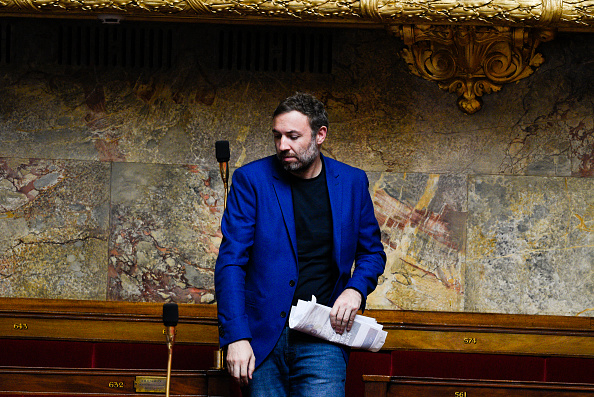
[540,0,564,25]
[0,0,592,29]
[185,0,211,14]
[360,0,381,20]
[395,25,555,114]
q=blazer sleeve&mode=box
[214,168,256,347]
[345,171,387,310]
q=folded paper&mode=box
[288,296,387,352]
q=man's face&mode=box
[273,110,320,174]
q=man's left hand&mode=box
[329,288,362,335]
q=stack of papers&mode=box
[288,296,387,352]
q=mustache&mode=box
[278,151,296,158]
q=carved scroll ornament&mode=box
[394,25,555,114]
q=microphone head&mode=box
[162,303,179,327]
[215,141,230,163]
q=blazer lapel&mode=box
[324,156,342,265]
[271,160,298,263]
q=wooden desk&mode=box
[1,298,591,397]
[363,375,594,397]
[0,367,232,396]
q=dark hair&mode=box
[273,92,328,136]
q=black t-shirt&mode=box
[288,161,338,306]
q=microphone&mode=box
[163,302,178,347]
[215,140,230,163]
[162,303,178,397]
[215,141,230,208]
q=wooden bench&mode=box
[0,298,233,397]
[0,367,231,396]
[363,375,594,396]
[1,298,592,397]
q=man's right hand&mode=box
[225,339,256,386]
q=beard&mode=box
[277,134,319,173]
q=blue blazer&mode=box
[215,154,386,368]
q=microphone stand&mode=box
[214,141,229,370]
[165,327,175,397]
[163,303,178,397]
[219,161,229,209]
[216,140,230,210]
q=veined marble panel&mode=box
[108,162,224,303]
[569,116,594,178]
[0,158,110,299]
[0,30,592,179]
[366,172,467,311]
[466,175,594,316]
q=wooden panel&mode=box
[0,298,219,345]
[1,298,592,357]
[374,310,593,357]
[372,310,593,334]
[1,317,217,344]
[0,367,231,397]
[384,329,594,357]
[364,379,388,397]
[363,376,594,397]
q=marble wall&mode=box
[0,20,592,317]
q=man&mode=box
[215,92,386,396]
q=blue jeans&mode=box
[245,326,347,397]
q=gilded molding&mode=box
[396,25,555,114]
[185,0,211,14]
[541,0,564,25]
[0,0,593,30]
[360,0,381,20]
